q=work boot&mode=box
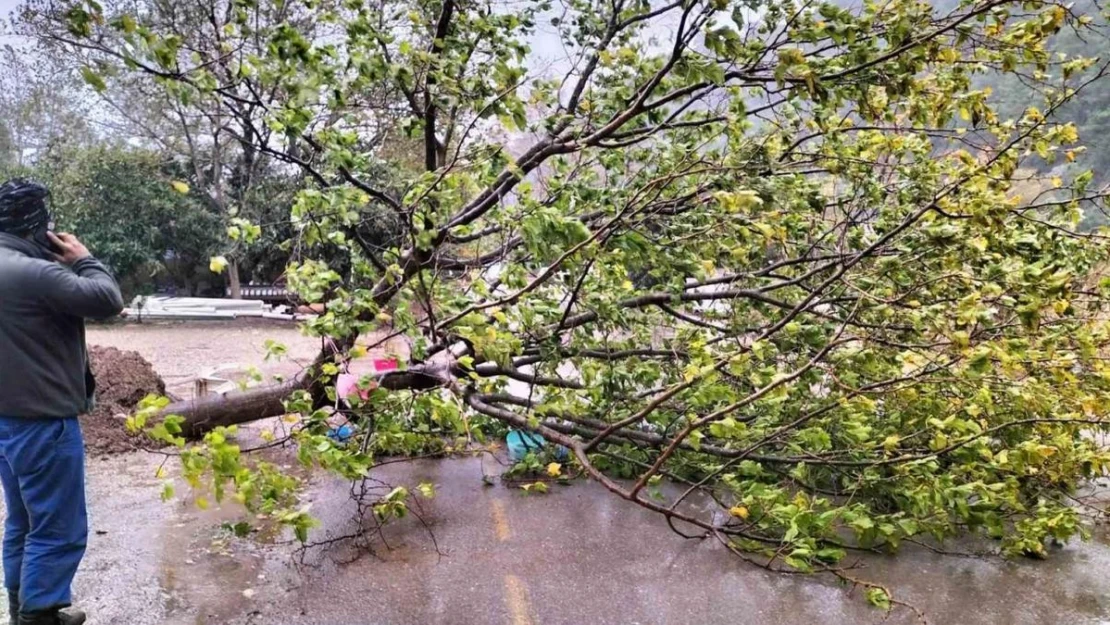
[17,608,85,625]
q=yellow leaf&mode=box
[729,506,750,520]
[154,466,166,479]
[196,497,210,510]
[1065,150,1076,162]
[778,48,805,66]
[683,362,700,382]
[968,237,988,253]
[951,330,969,348]
[900,352,926,375]
[546,463,562,477]
[260,429,275,442]
[754,223,776,239]
[171,180,190,194]
[209,256,228,274]
[1052,176,1063,189]
[349,346,367,359]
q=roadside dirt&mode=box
[85,346,166,454]
[83,321,321,455]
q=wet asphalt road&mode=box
[5,445,1106,625]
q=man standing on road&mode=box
[0,179,124,625]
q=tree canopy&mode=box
[26,0,1110,606]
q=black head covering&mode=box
[0,179,51,236]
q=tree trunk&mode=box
[228,259,242,299]
[166,378,306,439]
[164,363,454,439]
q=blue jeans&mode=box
[0,416,87,612]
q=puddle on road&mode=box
[78,453,1110,625]
[155,502,278,625]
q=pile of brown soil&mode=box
[84,346,167,455]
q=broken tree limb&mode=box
[165,361,456,439]
[170,377,309,439]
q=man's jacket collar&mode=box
[0,232,50,260]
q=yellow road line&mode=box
[504,574,534,625]
[491,498,511,542]
[492,498,532,624]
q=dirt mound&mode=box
[84,346,166,455]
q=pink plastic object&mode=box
[373,358,398,372]
[336,373,372,401]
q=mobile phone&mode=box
[32,224,63,255]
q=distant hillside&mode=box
[976,0,1110,177]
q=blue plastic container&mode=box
[327,424,355,442]
[506,430,569,461]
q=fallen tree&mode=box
[165,362,453,437]
[167,378,307,439]
[26,0,1110,607]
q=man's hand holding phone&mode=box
[47,232,91,266]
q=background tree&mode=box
[968,0,1110,227]
[31,0,1110,607]
[0,44,96,165]
[19,0,407,297]
[0,143,228,297]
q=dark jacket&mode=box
[0,233,124,418]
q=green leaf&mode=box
[80,66,107,93]
[866,587,891,611]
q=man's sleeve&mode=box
[38,257,125,320]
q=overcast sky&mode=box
[0,0,22,46]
